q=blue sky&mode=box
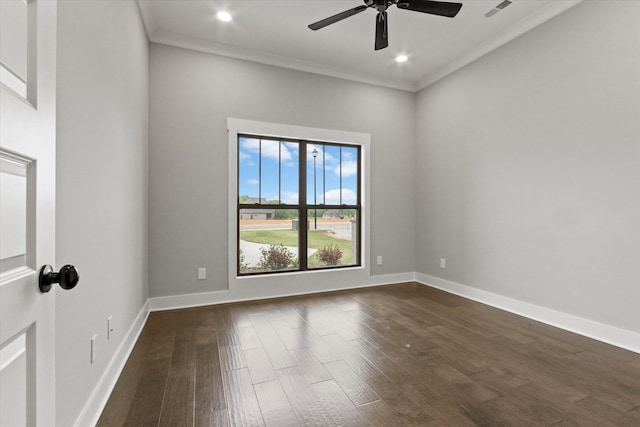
[239,137,358,205]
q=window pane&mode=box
[323,144,342,204]
[239,209,299,274]
[307,211,358,269]
[260,139,280,203]
[341,146,358,204]
[280,142,299,204]
[238,137,260,200]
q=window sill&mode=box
[236,264,365,281]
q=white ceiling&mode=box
[137,0,582,92]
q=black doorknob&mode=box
[39,265,80,293]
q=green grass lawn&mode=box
[240,229,353,265]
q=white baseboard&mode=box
[149,272,416,312]
[74,301,150,427]
[415,273,640,354]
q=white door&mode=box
[1,0,58,426]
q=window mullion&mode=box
[258,138,262,202]
[322,147,325,205]
[357,146,362,265]
[299,141,308,271]
[278,141,282,204]
[339,146,343,205]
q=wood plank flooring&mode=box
[98,282,640,426]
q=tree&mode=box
[274,209,297,219]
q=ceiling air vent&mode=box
[485,0,513,18]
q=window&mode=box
[238,135,361,275]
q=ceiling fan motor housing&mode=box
[372,0,390,12]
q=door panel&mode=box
[0,0,35,102]
[0,154,31,275]
[0,0,57,425]
[0,329,33,427]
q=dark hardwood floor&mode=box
[98,282,640,426]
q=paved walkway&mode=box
[240,240,317,266]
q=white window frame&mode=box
[228,118,371,296]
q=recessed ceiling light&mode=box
[395,55,408,63]
[217,11,232,22]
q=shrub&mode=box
[317,244,343,265]
[259,244,296,270]
[239,249,248,271]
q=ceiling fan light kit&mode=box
[309,0,463,51]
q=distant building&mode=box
[243,197,268,204]
[322,209,344,219]
[240,198,275,220]
[239,209,274,220]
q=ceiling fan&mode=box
[308,0,463,51]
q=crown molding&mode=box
[149,29,418,92]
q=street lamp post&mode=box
[312,148,318,230]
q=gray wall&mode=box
[415,0,640,333]
[149,44,416,297]
[56,1,149,426]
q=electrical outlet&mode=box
[440,258,446,269]
[198,267,206,280]
[90,334,98,364]
[107,315,113,340]
[376,256,382,265]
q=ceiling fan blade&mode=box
[375,11,388,51]
[396,0,462,18]
[308,5,368,30]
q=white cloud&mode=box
[282,142,299,167]
[239,151,251,161]
[334,160,358,177]
[241,138,292,162]
[307,144,336,164]
[240,138,259,151]
[283,142,299,152]
[281,191,299,204]
[324,189,357,205]
[246,179,259,185]
[308,145,359,179]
